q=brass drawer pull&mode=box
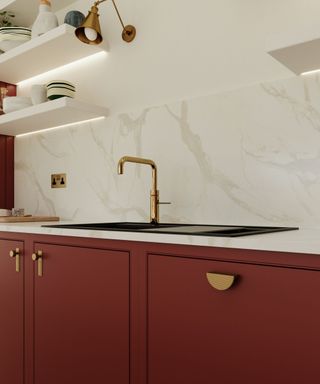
[206,272,235,291]
[32,250,43,277]
[9,248,20,272]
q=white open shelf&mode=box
[0,97,109,136]
[267,27,320,75]
[0,0,74,27]
[0,24,106,83]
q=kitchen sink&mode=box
[43,222,180,230]
[142,225,298,236]
[43,222,299,237]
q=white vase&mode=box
[31,1,59,39]
[31,84,47,105]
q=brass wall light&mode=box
[75,0,136,44]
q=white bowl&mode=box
[47,80,75,88]
[0,26,31,32]
[4,96,32,104]
[46,80,76,100]
[0,39,27,52]
[47,88,75,100]
[0,209,12,217]
[3,103,33,113]
[0,35,30,41]
[3,96,32,113]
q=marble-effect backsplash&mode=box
[15,74,320,227]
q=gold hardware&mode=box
[206,272,235,291]
[51,173,67,188]
[9,248,20,272]
[118,156,162,224]
[75,0,136,45]
[32,250,43,277]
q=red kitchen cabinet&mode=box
[147,253,320,384]
[0,238,24,384]
[26,239,130,384]
[1,230,320,384]
[0,82,16,209]
[0,134,14,209]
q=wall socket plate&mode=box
[51,173,66,188]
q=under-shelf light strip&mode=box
[301,68,320,76]
[15,116,105,137]
[17,51,107,86]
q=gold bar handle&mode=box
[32,250,43,277]
[9,248,20,272]
[206,272,235,291]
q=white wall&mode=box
[18,0,320,114]
[15,73,320,226]
[14,0,320,227]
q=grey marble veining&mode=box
[14,73,320,227]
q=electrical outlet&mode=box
[51,173,66,188]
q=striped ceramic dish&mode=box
[46,80,76,100]
[0,27,31,38]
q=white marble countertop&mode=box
[0,221,319,255]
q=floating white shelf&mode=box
[0,24,106,83]
[0,97,109,136]
[0,0,74,27]
[267,27,320,75]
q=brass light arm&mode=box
[112,0,128,31]
[94,0,126,30]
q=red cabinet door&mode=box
[0,135,14,209]
[30,242,129,384]
[0,239,24,384]
[148,254,320,384]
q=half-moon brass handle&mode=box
[9,248,20,272]
[32,250,43,277]
[206,272,235,291]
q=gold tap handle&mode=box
[32,250,43,277]
[9,248,20,272]
[206,272,236,291]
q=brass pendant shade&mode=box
[75,5,103,45]
[75,0,136,45]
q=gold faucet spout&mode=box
[117,156,159,223]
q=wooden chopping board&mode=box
[0,216,60,223]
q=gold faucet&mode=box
[118,156,168,224]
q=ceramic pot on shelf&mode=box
[64,10,85,28]
[31,84,47,105]
[31,0,59,39]
[0,87,8,115]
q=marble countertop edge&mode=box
[0,221,318,255]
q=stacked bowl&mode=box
[2,96,32,113]
[46,80,76,100]
[0,209,12,217]
[0,27,31,52]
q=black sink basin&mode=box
[43,222,180,230]
[142,225,298,236]
[43,222,299,237]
